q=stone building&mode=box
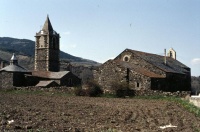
[0,16,81,89]
[35,15,60,72]
[26,71,81,87]
[93,48,191,92]
[26,16,81,87]
[0,54,31,88]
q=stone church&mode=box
[34,16,60,72]
[0,16,81,88]
[93,48,191,92]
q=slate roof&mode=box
[36,80,58,87]
[115,61,165,78]
[126,49,189,74]
[0,53,29,73]
[32,71,70,79]
[135,68,165,78]
[0,64,29,73]
[42,15,53,32]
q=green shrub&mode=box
[74,86,86,96]
[74,80,103,97]
[85,80,103,97]
[111,81,135,98]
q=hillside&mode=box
[0,37,100,69]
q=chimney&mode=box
[1,61,4,69]
[164,49,167,65]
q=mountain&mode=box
[0,37,100,70]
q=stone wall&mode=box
[14,86,75,94]
[134,89,190,97]
[129,70,151,90]
[0,72,14,89]
[93,60,126,90]
[93,60,152,91]
[189,96,200,108]
[0,72,29,89]
[35,49,48,71]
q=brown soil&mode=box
[0,92,200,132]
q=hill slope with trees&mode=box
[0,37,100,70]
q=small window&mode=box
[126,68,130,83]
[124,57,129,62]
[136,82,140,88]
[123,55,130,62]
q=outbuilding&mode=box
[0,54,31,88]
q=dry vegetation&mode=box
[0,90,200,132]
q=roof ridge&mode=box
[126,48,165,57]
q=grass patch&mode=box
[174,98,200,117]
[101,93,117,98]
[133,95,200,117]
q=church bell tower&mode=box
[34,15,60,72]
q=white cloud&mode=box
[63,31,71,35]
[191,58,200,65]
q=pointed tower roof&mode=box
[42,15,53,32]
[10,53,18,65]
[11,53,17,61]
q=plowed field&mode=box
[0,91,200,132]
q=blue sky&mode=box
[0,0,200,76]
